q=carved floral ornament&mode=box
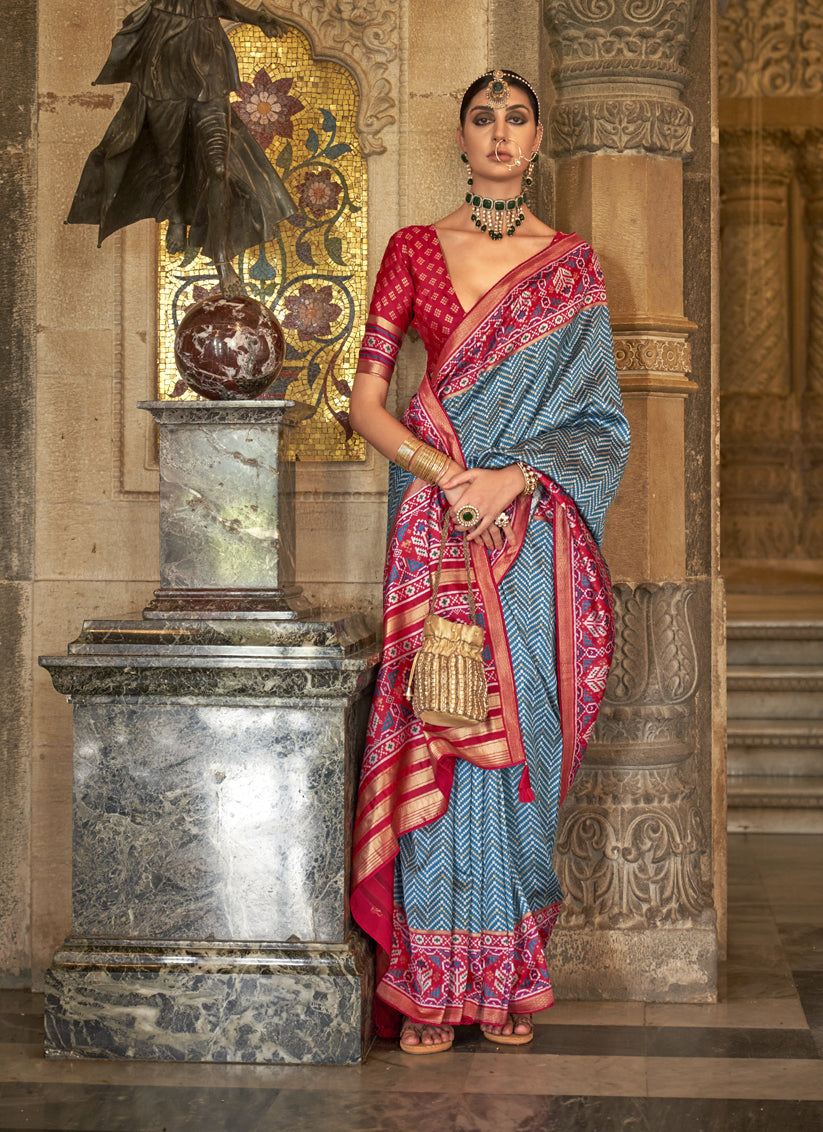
[542,0,701,157]
[718,0,823,99]
[251,0,399,155]
[544,0,701,73]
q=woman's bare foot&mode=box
[480,1013,534,1045]
[399,1017,454,1055]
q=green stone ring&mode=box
[458,504,481,527]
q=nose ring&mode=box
[494,138,523,170]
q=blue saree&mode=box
[351,232,630,1031]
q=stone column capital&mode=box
[720,128,796,187]
[720,129,796,225]
[543,0,702,158]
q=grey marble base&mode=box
[40,612,379,1064]
[45,938,373,1064]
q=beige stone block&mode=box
[406,95,466,225]
[35,501,159,581]
[31,579,158,985]
[301,581,383,616]
[36,141,117,330]
[555,153,684,319]
[464,1053,648,1097]
[37,96,122,149]
[38,0,119,95]
[36,371,114,503]
[295,500,385,587]
[604,392,686,581]
[408,0,489,96]
[38,328,113,379]
[646,1057,823,1101]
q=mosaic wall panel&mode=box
[157,24,367,461]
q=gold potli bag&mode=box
[406,516,489,727]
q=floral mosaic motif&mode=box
[233,70,304,149]
[298,168,343,219]
[283,283,343,341]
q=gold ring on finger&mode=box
[457,504,481,528]
[494,512,510,528]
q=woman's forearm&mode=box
[349,376,462,482]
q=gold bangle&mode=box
[395,438,423,471]
[409,445,450,485]
[411,451,449,485]
[517,461,538,497]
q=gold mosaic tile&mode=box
[157,23,367,461]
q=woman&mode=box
[349,69,630,1053]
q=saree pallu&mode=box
[351,235,631,1032]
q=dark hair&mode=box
[459,70,540,126]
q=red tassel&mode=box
[519,764,535,803]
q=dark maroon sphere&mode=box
[174,294,285,400]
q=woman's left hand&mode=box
[439,465,525,550]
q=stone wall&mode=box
[718,0,823,588]
[0,0,37,986]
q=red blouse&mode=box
[358,225,465,381]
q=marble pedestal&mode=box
[40,402,379,1064]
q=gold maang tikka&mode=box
[485,69,510,109]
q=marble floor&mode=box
[2,834,823,1131]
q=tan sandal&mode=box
[481,1013,534,1046]
[399,1021,454,1055]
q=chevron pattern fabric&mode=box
[351,233,630,1033]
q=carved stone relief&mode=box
[264,0,398,155]
[719,129,801,559]
[556,583,711,929]
[543,0,701,157]
[612,331,695,394]
[720,130,793,397]
[801,133,823,556]
[718,0,823,100]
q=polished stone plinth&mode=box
[45,939,371,1064]
[40,399,380,1063]
[40,614,378,1064]
[138,400,311,611]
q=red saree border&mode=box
[432,232,586,377]
[378,985,556,1028]
[553,496,577,804]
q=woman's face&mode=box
[457,85,542,180]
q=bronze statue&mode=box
[67,0,295,296]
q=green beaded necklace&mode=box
[461,152,536,240]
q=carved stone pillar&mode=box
[552,584,714,1000]
[801,132,823,557]
[720,129,797,560]
[544,0,700,580]
[543,0,720,1000]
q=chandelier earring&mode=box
[524,151,538,189]
[461,151,473,188]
